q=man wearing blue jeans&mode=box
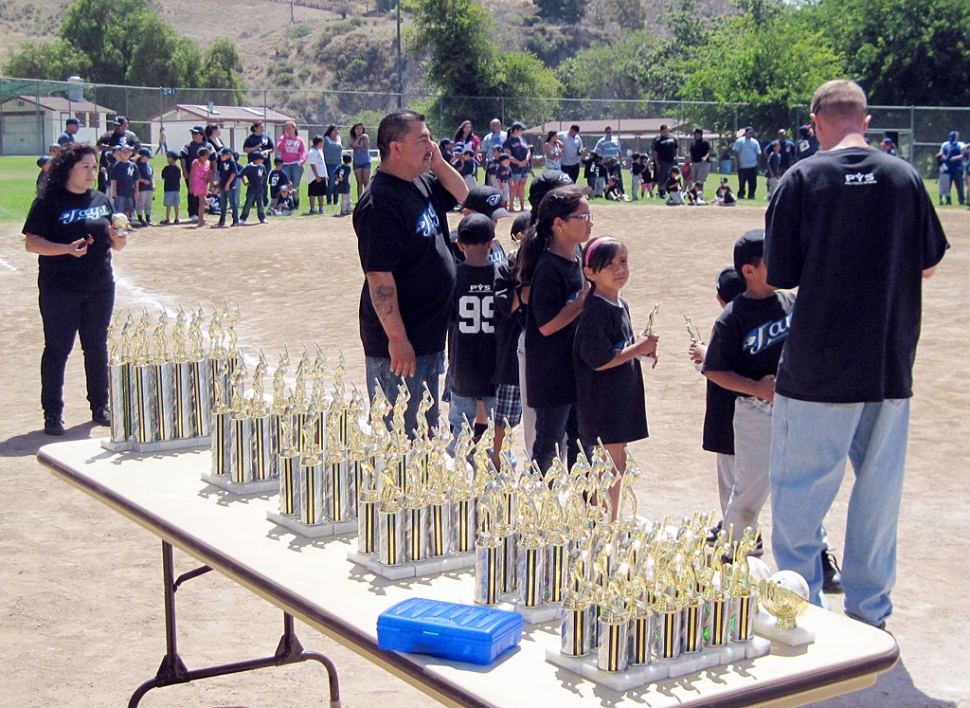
[355,109,468,438]
[732,126,761,199]
[765,80,948,629]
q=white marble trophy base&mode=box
[267,509,358,539]
[102,435,211,454]
[497,601,561,625]
[202,471,279,495]
[754,608,816,646]
[347,546,476,581]
[544,636,771,691]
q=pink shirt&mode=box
[276,135,308,165]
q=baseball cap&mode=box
[733,229,765,276]
[49,142,60,151]
[510,121,526,132]
[37,156,51,168]
[745,126,754,132]
[116,142,132,151]
[464,186,511,220]
[137,147,152,158]
[528,169,574,209]
[166,150,179,159]
[457,213,495,245]
[499,153,510,161]
[248,150,265,162]
[280,184,290,192]
[190,125,205,134]
[66,117,80,126]
[114,115,127,125]
[218,146,232,156]
[715,267,745,304]
[693,128,702,135]
[452,144,464,156]
[880,137,893,146]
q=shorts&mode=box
[510,168,529,180]
[307,179,327,197]
[495,384,522,428]
[163,191,180,207]
[113,195,135,214]
[353,159,372,170]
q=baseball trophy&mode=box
[760,570,810,631]
[277,402,300,516]
[684,313,704,371]
[107,312,131,442]
[639,301,661,367]
[250,351,277,482]
[377,449,406,566]
[474,494,504,606]
[298,408,326,525]
[227,356,253,485]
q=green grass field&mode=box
[0,155,961,225]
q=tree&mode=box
[3,40,90,82]
[679,4,841,132]
[820,0,970,106]
[533,0,586,24]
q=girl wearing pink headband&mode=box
[574,235,658,518]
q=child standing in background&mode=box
[573,236,658,517]
[334,154,353,216]
[306,135,327,214]
[160,150,181,225]
[189,146,212,227]
[240,150,268,224]
[135,147,154,226]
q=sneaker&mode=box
[212,223,227,228]
[174,219,180,224]
[821,549,844,594]
[159,219,170,225]
[44,414,65,436]
[259,218,268,224]
[92,407,111,426]
[308,207,317,214]
[190,215,198,222]
[239,219,247,225]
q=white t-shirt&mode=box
[307,147,326,179]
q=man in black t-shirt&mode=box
[179,126,214,222]
[688,128,712,189]
[765,80,949,630]
[355,109,469,438]
[651,125,679,198]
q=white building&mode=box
[147,105,297,152]
[0,95,116,155]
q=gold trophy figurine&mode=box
[151,308,170,363]
[120,310,135,363]
[171,307,188,362]
[228,354,249,418]
[251,350,269,419]
[224,302,241,359]
[107,311,124,366]
[271,347,289,414]
[639,301,661,367]
[293,346,311,411]
[684,313,705,371]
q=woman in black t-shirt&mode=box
[23,143,128,435]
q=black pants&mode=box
[738,167,758,199]
[40,282,114,417]
[185,179,199,218]
[561,163,580,183]
[655,161,674,196]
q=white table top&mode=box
[39,440,898,708]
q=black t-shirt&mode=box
[449,262,498,398]
[268,169,289,197]
[355,170,458,358]
[179,140,214,175]
[161,164,182,192]
[108,161,138,197]
[703,378,737,455]
[689,138,711,163]
[652,135,678,163]
[242,163,267,190]
[217,158,237,188]
[573,295,648,446]
[493,256,522,386]
[766,148,949,403]
[525,250,584,407]
[22,188,114,291]
[702,291,796,392]
[243,134,274,153]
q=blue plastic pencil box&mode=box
[377,598,523,665]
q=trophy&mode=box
[132,309,160,444]
[597,582,630,673]
[277,400,301,516]
[107,311,131,442]
[325,400,354,522]
[228,356,253,485]
[515,500,546,608]
[728,527,761,642]
[251,351,277,482]
[759,570,810,631]
[639,301,661,367]
[450,419,477,554]
[111,213,131,233]
[560,548,594,658]
[299,407,326,525]
[378,447,406,566]
[684,313,704,371]
[150,309,178,442]
[425,433,452,558]
[474,493,504,606]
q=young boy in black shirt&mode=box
[701,230,794,554]
[447,213,498,448]
[215,147,239,228]
[268,156,290,215]
[160,151,182,224]
[240,150,268,224]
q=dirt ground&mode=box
[0,199,967,708]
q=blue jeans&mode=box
[366,352,445,440]
[770,395,911,628]
[532,403,586,476]
[282,163,304,207]
[240,188,265,222]
[326,163,340,204]
[218,188,238,225]
[447,394,496,456]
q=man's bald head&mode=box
[811,80,868,122]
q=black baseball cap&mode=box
[464,186,511,220]
[137,147,152,158]
[218,146,232,156]
[733,229,765,275]
[457,213,495,245]
[114,115,127,125]
[66,117,80,126]
[37,156,51,167]
[248,150,265,162]
[190,125,205,134]
[528,169,573,210]
[715,267,745,304]
[166,150,179,159]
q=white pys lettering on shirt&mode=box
[844,172,877,185]
[59,204,111,224]
[743,313,792,355]
[415,203,440,238]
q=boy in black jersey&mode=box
[702,230,794,554]
[447,213,498,448]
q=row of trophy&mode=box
[106,305,242,448]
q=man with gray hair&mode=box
[354,109,468,437]
[479,118,507,165]
[765,80,948,630]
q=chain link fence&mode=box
[3,75,969,178]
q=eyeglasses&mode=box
[567,213,593,222]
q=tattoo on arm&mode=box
[372,284,396,317]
